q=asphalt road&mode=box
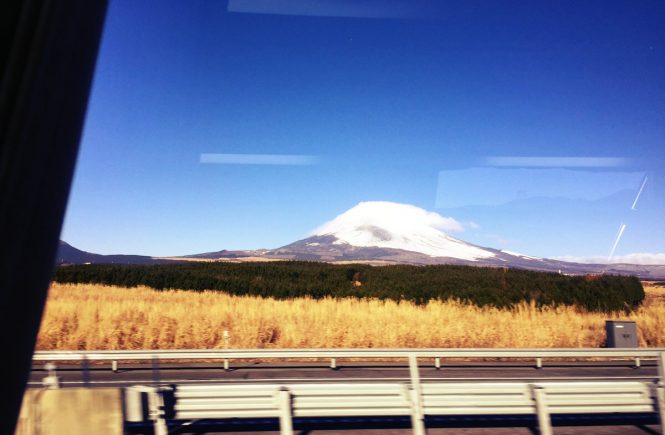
[28,360,660,388]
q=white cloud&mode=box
[554,253,665,265]
[427,212,465,233]
[467,221,480,230]
[314,201,465,235]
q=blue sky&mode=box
[62,0,665,261]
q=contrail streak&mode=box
[631,175,648,210]
[608,223,627,261]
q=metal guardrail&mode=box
[34,348,665,393]
[126,379,665,435]
[34,347,665,373]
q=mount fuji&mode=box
[187,201,664,279]
[261,202,551,265]
[58,201,665,279]
[310,201,494,261]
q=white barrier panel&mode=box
[126,380,665,435]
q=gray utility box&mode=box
[605,320,638,348]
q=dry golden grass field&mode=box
[36,282,665,350]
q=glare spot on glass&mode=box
[200,153,319,166]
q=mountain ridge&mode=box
[56,241,175,265]
[56,202,665,279]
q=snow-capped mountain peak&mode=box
[312,201,495,261]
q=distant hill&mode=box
[56,241,176,265]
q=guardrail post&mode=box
[112,360,118,372]
[531,385,552,435]
[408,354,420,387]
[655,384,665,433]
[408,354,427,435]
[409,387,427,435]
[434,357,441,370]
[536,357,543,369]
[42,363,60,389]
[149,387,168,435]
[224,358,230,371]
[634,357,641,369]
[656,351,665,431]
[330,357,337,370]
[277,387,294,435]
[124,387,147,422]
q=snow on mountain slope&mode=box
[501,250,542,261]
[312,201,495,261]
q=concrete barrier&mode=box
[15,388,123,435]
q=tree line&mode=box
[53,262,644,312]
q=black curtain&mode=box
[0,1,107,432]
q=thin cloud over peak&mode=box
[555,253,665,266]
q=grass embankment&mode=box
[36,282,665,350]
